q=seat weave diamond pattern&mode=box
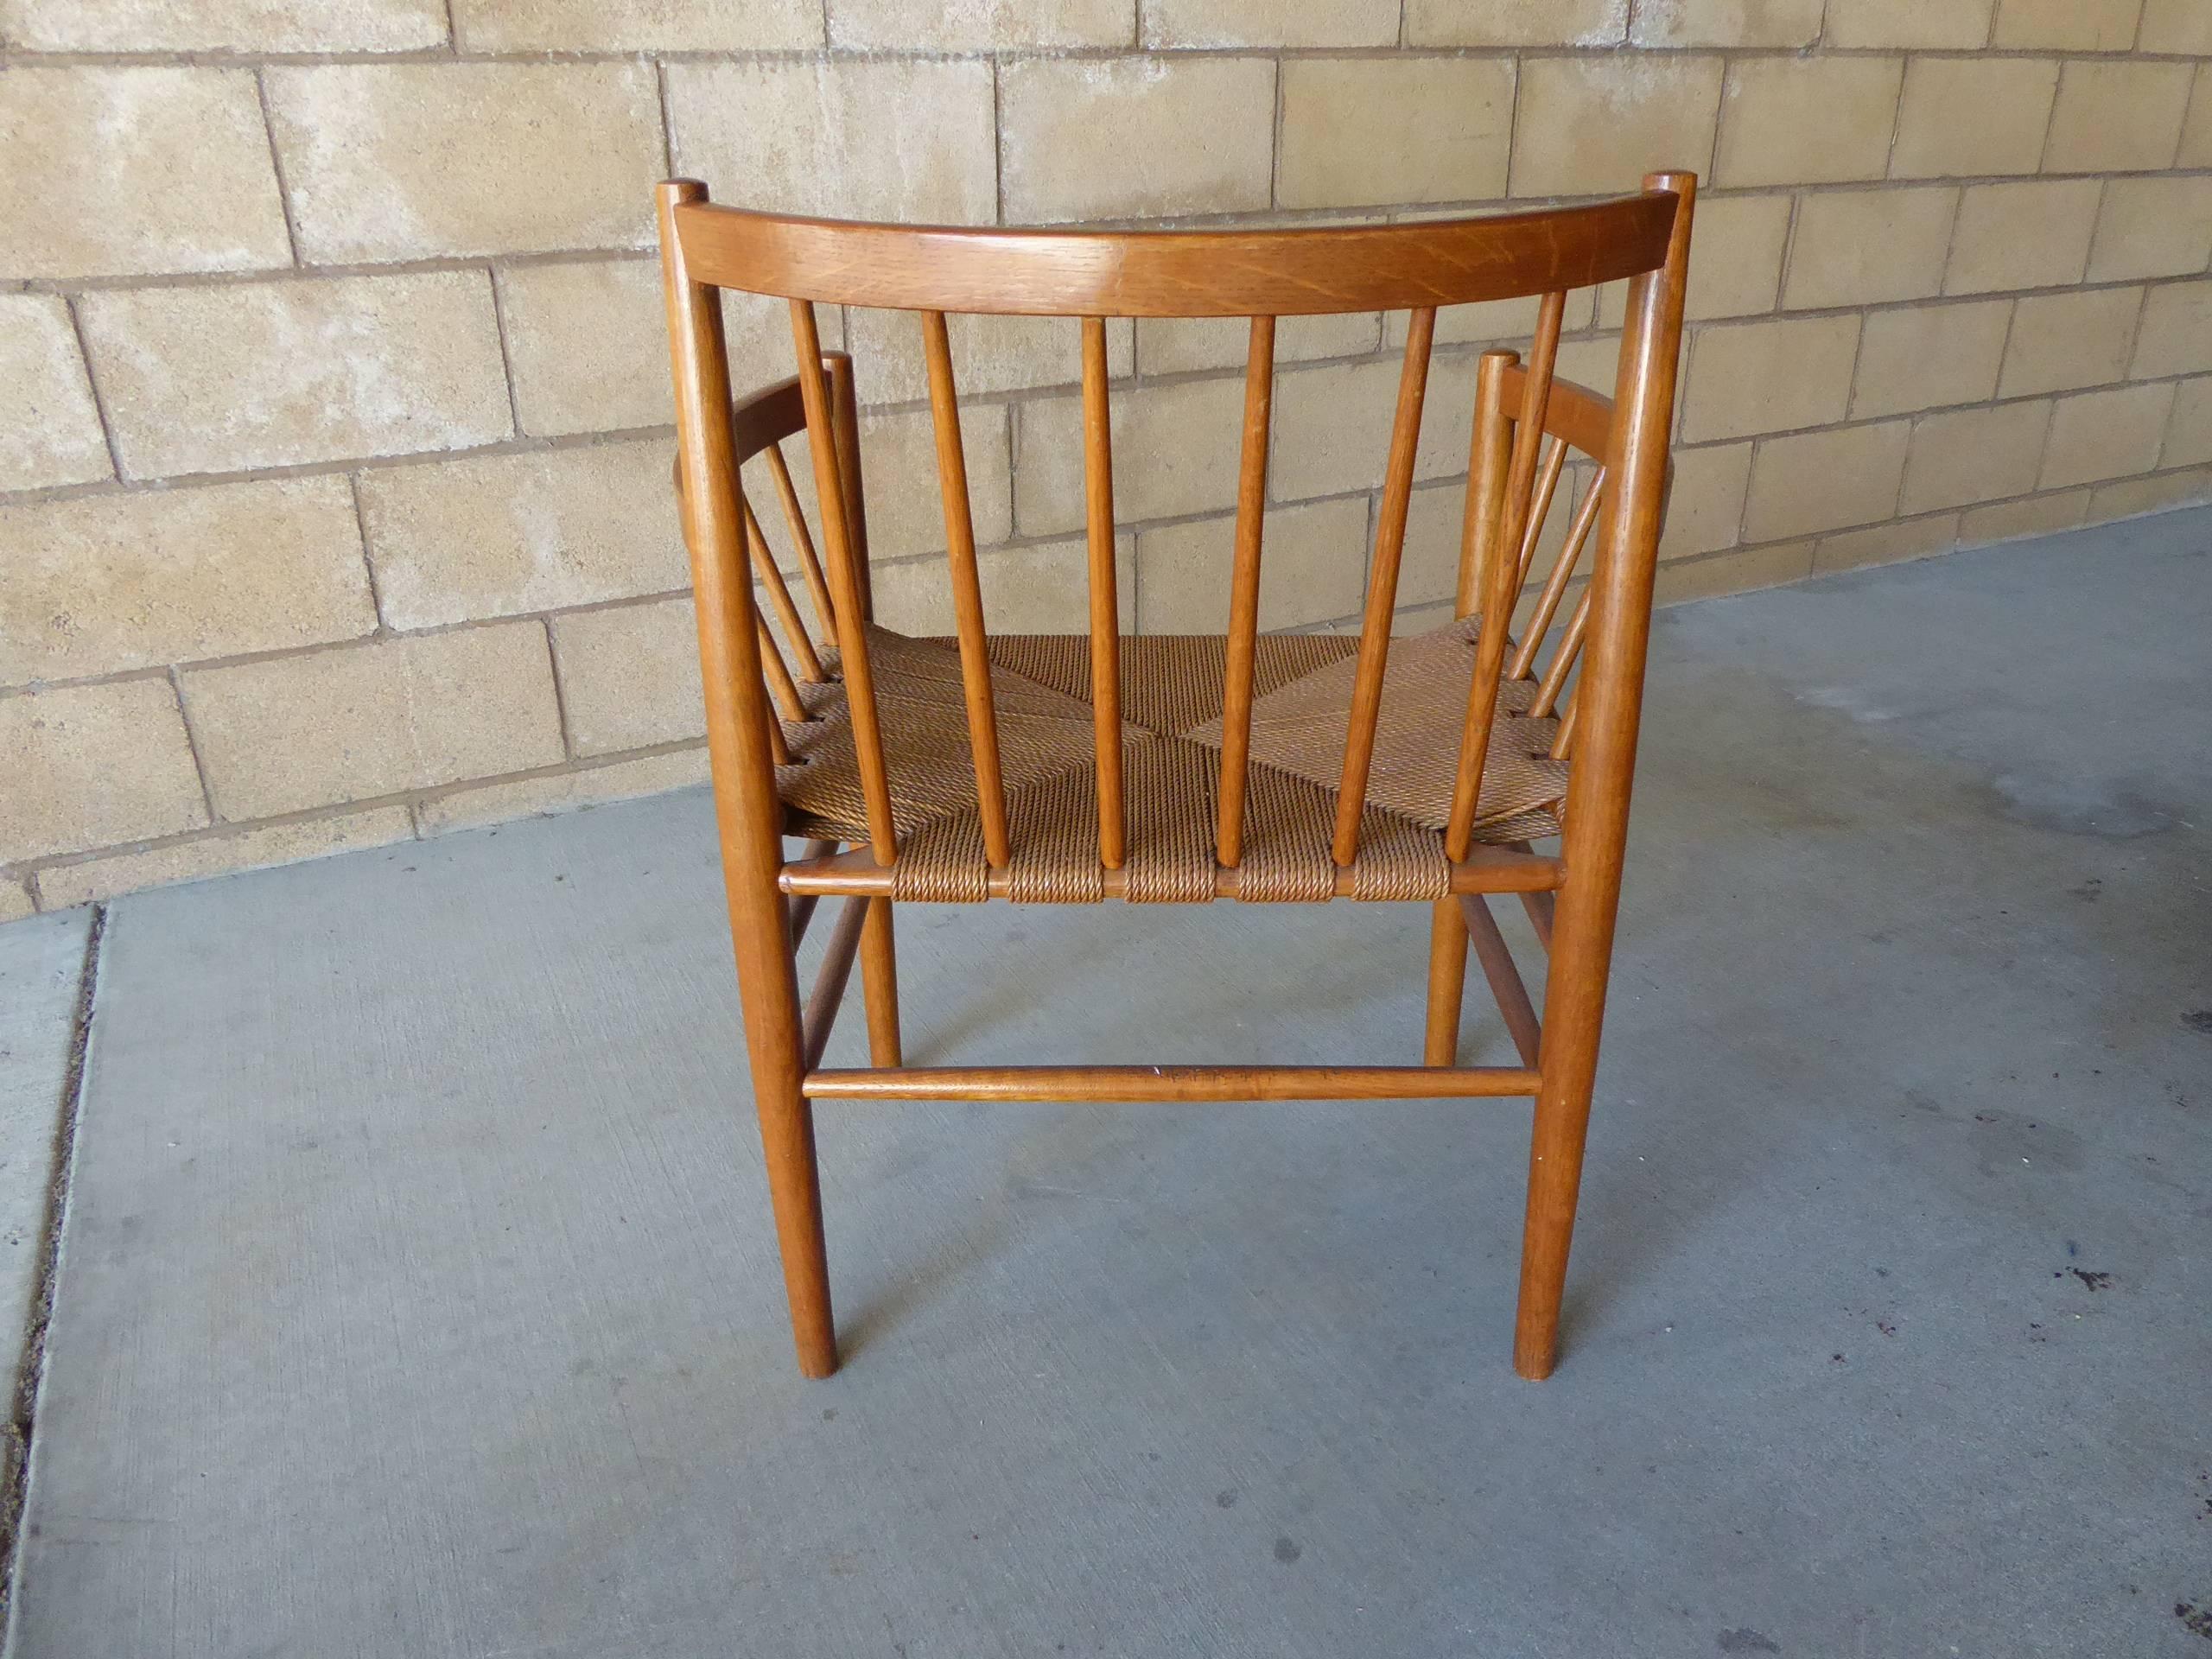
[772,617,1566,903]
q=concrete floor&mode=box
[7,512,2211,1656]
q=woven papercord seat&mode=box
[658,168,1696,1382]
[775,620,1567,903]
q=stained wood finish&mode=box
[827,354,874,620]
[1215,314,1275,868]
[671,194,1678,315]
[755,614,806,725]
[1549,692,1581,761]
[1513,170,1697,1381]
[828,347,899,1053]
[1443,290,1565,864]
[1332,305,1436,868]
[658,172,1696,1384]
[1530,586,1592,719]
[860,898,902,1067]
[741,493,824,680]
[802,894,869,1071]
[1081,315,1126,869]
[764,440,840,644]
[658,179,834,1379]
[922,309,1013,868]
[790,299,896,864]
[1509,469,1606,683]
[1516,438,1570,584]
[1500,292,1568,574]
[1423,897,1471,1066]
[1499,364,1616,463]
[804,1065,1542,1103]
[786,839,837,950]
[1459,893,1541,1068]
[1456,350,1517,619]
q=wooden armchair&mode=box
[657,171,1695,1381]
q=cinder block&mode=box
[1742,420,1911,537]
[998,58,1274,223]
[0,478,375,683]
[1510,57,1724,198]
[264,62,662,264]
[0,680,207,865]
[183,623,564,819]
[78,273,512,478]
[1681,315,1860,442]
[1279,59,1514,209]
[1,67,289,279]
[550,598,704,757]
[458,0,820,48]
[1898,399,2053,512]
[359,442,687,631]
[667,60,996,225]
[0,295,111,491]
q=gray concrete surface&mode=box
[0,911,91,1385]
[10,512,2212,1657]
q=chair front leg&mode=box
[728,865,839,1379]
[1510,865,1616,1381]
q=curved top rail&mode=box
[669,187,1683,318]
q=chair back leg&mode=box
[1511,172,1694,1380]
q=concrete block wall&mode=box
[3,0,2210,915]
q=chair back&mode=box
[658,174,1695,884]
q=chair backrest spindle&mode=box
[790,297,898,863]
[1516,437,1570,586]
[1455,349,1518,620]
[826,355,874,621]
[756,613,807,726]
[1498,290,1567,582]
[1550,688,1580,760]
[1507,467,1606,683]
[1529,585,1591,717]
[1080,315,1126,870]
[1331,304,1437,868]
[742,493,826,682]
[1214,314,1276,868]
[922,309,1014,868]
[764,441,840,646]
[1443,290,1567,861]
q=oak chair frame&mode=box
[658,171,1695,1382]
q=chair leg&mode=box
[1423,897,1468,1065]
[727,876,838,1379]
[1511,874,1613,1382]
[860,896,902,1067]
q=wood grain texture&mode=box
[1332,306,1436,867]
[791,298,896,865]
[655,172,1699,1386]
[1081,315,1126,870]
[921,309,1012,868]
[1513,171,1697,1381]
[660,180,836,1378]
[803,1064,1542,1102]
[672,192,1678,316]
[1499,363,1615,463]
[1214,314,1275,869]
